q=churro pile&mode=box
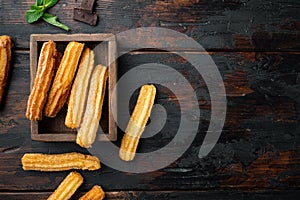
[23,39,158,199]
[26,41,109,147]
[24,40,109,199]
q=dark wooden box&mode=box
[30,34,117,142]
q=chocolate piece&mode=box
[73,8,98,26]
[81,0,95,12]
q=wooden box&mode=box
[30,34,117,142]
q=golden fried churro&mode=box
[0,35,13,104]
[79,185,105,200]
[21,152,100,171]
[76,65,108,148]
[47,171,83,200]
[65,48,94,129]
[119,84,156,161]
[26,40,58,121]
[44,41,84,117]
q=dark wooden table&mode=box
[0,0,300,199]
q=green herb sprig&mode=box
[26,0,70,31]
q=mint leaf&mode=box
[30,5,44,11]
[44,0,59,8]
[25,8,44,23]
[42,13,70,31]
[26,0,69,31]
[36,0,44,6]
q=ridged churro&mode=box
[65,48,94,129]
[44,41,84,117]
[79,185,105,200]
[21,152,100,171]
[47,171,83,200]
[76,65,108,148]
[119,84,156,161]
[0,35,13,104]
[26,40,58,121]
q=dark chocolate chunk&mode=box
[73,8,98,26]
[81,0,95,11]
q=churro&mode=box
[44,41,84,117]
[21,152,100,171]
[47,171,83,200]
[76,65,108,148]
[0,35,13,104]
[26,40,58,121]
[65,48,94,129]
[79,185,105,200]
[119,84,156,161]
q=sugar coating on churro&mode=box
[76,65,108,148]
[44,41,84,117]
[26,40,58,121]
[65,48,95,129]
[119,84,156,161]
[47,171,83,200]
[21,152,101,171]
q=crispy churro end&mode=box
[21,154,28,170]
[84,154,101,170]
[79,185,105,200]
[65,114,77,129]
[119,149,135,161]
[119,134,140,161]
[76,135,92,149]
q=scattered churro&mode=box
[21,152,100,171]
[65,48,94,129]
[44,41,84,117]
[47,171,83,200]
[0,35,13,104]
[26,40,58,121]
[76,65,108,148]
[119,84,156,161]
[79,185,105,200]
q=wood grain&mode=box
[0,51,299,191]
[0,0,299,51]
[1,0,300,198]
[0,190,299,200]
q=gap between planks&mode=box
[14,49,300,55]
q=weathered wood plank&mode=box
[29,34,117,141]
[0,149,299,190]
[0,190,299,200]
[1,51,299,134]
[0,51,299,191]
[0,0,299,50]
